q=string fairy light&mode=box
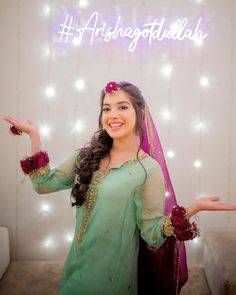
[200,76,209,87]
[39,125,52,138]
[194,120,205,131]
[193,0,206,212]
[161,109,171,120]
[43,238,53,248]
[194,160,202,169]
[74,79,85,90]
[14,0,23,261]
[192,237,200,243]
[43,5,51,16]
[73,37,82,46]
[65,233,73,243]
[78,0,89,9]
[41,204,50,213]
[167,150,175,158]
[45,86,56,98]
[194,38,204,47]
[161,64,173,78]
[73,120,84,133]
[10,0,229,261]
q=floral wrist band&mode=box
[170,205,200,241]
[10,126,22,136]
[20,151,49,175]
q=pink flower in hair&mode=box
[104,81,121,94]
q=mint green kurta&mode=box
[30,151,168,295]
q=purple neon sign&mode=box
[57,11,207,52]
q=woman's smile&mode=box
[109,123,124,130]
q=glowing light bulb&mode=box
[194,121,205,131]
[74,79,85,90]
[161,109,171,120]
[200,77,209,87]
[44,238,53,248]
[44,47,55,58]
[39,125,51,138]
[42,204,50,213]
[78,0,89,8]
[73,37,82,45]
[43,5,50,16]
[45,48,50,55]
[193,237,200,243]
[194,38,203,47]
[167,150,175,158]
[194,160,202,168]
[66,234,73,242]
[45,87,55,98]
[161,64,173,77]
[74,120,84,133]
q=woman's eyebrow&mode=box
[103,101,130,106]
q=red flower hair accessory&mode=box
[10,126,22,136]
[104,81,121,94]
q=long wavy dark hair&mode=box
[70,82,147,207]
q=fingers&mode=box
[3,115,19,125]
[212,202,236,211]
[219,204,236,211]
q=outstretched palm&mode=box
[3,115,38,136]
[196,196,236,212]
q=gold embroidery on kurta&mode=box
[144,209,151,216]
[29,165,51,179]
[76,154,148,245]
[77,172,105,244]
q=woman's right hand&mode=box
[3,116,39,137]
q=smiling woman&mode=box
[101,91,137,140]
[3,81,236,295]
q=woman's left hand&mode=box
[186,196,236,219]
[196,196,236,212]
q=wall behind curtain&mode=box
[0,0,235,265]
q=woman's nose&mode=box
[109,109,119,118]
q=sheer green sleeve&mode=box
[29,151,80,194]
[134,165,170,249]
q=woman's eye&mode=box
[102,106,128,112]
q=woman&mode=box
[4,81,236,295]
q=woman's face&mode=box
[101,90,137,140]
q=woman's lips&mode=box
[109,123,124,130]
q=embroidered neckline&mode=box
[97,153,149,174]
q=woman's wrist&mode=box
[29,131,42,155]
[185,202,200,219]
